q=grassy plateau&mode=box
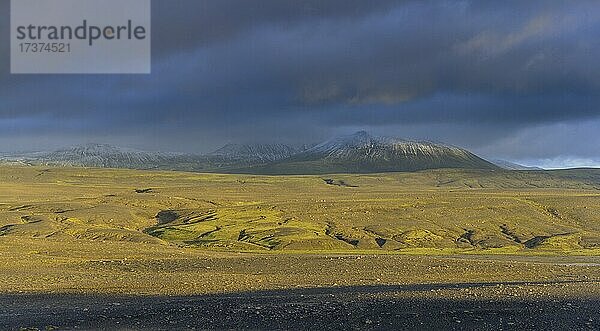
[0,165,598,297]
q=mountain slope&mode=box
[491,159,544,171]
[235,131,498,174]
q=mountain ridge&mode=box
[1,132,502,174]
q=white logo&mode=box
[11,0,151,74]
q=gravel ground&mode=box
[2,281,599,330]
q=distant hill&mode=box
[0,132,501,174]
[35,144,173,169]
[235,131,499,174]
[490,159,543,171]
[210,143,298,162]
[3,144,209,170]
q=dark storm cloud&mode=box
[151,0,402,55]
[1,0,600,165]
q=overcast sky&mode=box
[1,0,600,167]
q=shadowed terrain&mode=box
[2,284,599,330]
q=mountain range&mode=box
[0,131,531,174]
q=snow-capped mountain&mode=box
[306,131,473,160]
[242,131,498,174]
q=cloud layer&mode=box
[1,0,599,166]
